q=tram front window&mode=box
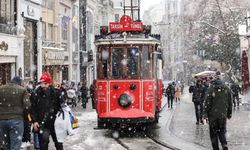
[112,48,125,78]
[127,48,139,77]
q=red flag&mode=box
[241,50,250,94]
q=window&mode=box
[115,14,119,22]
[86,11,93,33]
[61,16,69,40]
[42,22,46,40]
[127,47,139,77]
[0,0,16,34]
[112,48,124,78]
[141,46,153,78]
[97,47,109,79]
[42,0,53,10]
[48,23,53,40]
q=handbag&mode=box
[69,111,79,129]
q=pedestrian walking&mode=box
[21,81,34,148]
[80,82,88,109]
[230,83,241,108]
[30,72,64,150]
[189,78,206,124]
[175,81,181,103]
[166,82,175,109]
[90,83,95,109]
[0,76,31,150]
[204,71,232,150]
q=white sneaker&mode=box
[20,142,26,148]
[26,142,31,147]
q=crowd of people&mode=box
[0,72,94,150]
[163,71,238,150]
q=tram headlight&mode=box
[118,94,133,108]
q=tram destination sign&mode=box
[109,15,143,32]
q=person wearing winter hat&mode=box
[30,72,64,150]
[204,70,232,150]
[0,76,31,149]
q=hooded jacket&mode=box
[204,78,232,122]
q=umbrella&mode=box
[194,71,216,79]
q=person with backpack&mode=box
[204,71,232,150]
[166,82,175,109]
[189,78,206,124]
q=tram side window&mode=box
[112,48,124,78]
[141,46,152,79]
[127,48,139,77]
[97,48,109,79]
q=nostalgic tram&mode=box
[94,8,163,129]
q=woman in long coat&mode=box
[175,82,181,103]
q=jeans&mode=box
[0,118,24,150]
[194,102,204,123]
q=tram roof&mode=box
[95,33,161,46]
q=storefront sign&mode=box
[0,41,8,51]
[43,50,65,65]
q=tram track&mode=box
[145,132,181,150]
[115,138,132,150]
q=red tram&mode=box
[94,15,163,129]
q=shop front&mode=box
[42,48,67,83]
[21,0,42,82]
[0,35,22,85]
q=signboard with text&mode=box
[109,15,143,32]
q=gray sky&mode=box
[140,0,163,16]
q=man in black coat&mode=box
[205,71,232,150]
[80,83,88,109]
[230,83,241,108]
[31,72,63,150]
[166,82,175,109]
[189,78,206,124]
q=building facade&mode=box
[0,0,26,85]
[81,0,116,87]
[41,0,78,84]
[21,0,42,83]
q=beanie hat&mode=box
[12,76,22,85]
[40,72,52,84]
[215,71,221,79]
